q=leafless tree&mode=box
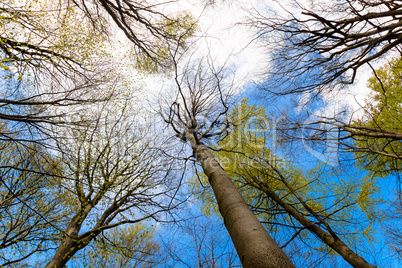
[161,53,295,267]
[247,0,402,94]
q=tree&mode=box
[0,0,196,138]
[385,196,402,260]
[0,1,196,266]
[72,223,161,268]
[61,0,196,70]
[352,57,402,177]
[161,55,295,267]
[0,0,112,125]
[241,0,402,175]
[44,96,180,268]
[275,56,402,178]
[192,99,381,268]
[1,0,195,77]
[248,0,402,94]
[0,132,66,266]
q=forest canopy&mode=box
[0,0,401,267]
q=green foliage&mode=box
[77,224,160,268]
[134,12,198,73]
[353,57,402,177]
[41,96,173,266]
[0,129,66,266]
[0,0,108,76]
[191,99,383,262]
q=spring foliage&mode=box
[353,57,402,177]
[192,99,383,261]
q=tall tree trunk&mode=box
[186,132,295,268]
[44,208,94,268]
[263,186,376,268]
[44,222,82,268]
[44,225,95,268]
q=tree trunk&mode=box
[265,188,376,268]
[44,224,81,268]
[44,226,95,268]
[186,132,295,268]
[44,209,93,268]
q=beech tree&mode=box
[0,1,195,266]
[276,56,402,178]
[0,129,66,266]
[1,0,195,77]
[352,57,402,177]
[44,97,180,268]
[248,0,402,94]
[0,0,196,138]
[161,55,295,267]
[72,223,161,267]
[242,0,402,167]
[1,0,112,127]
[192,99,381,268]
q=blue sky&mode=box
[2,0,402,267]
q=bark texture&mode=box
[187,132,295,268]
[265,188,376,268]
[44,209,94,268]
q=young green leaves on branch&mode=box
[162,55,296,267]
[0,129,65,266]
[353,57,402,177]
[192,99,382,267]
[45,98,178,268]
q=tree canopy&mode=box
[1,0,402,267]
[191,99,382,267]
[250,0,402,94]
[353,57,402,177]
